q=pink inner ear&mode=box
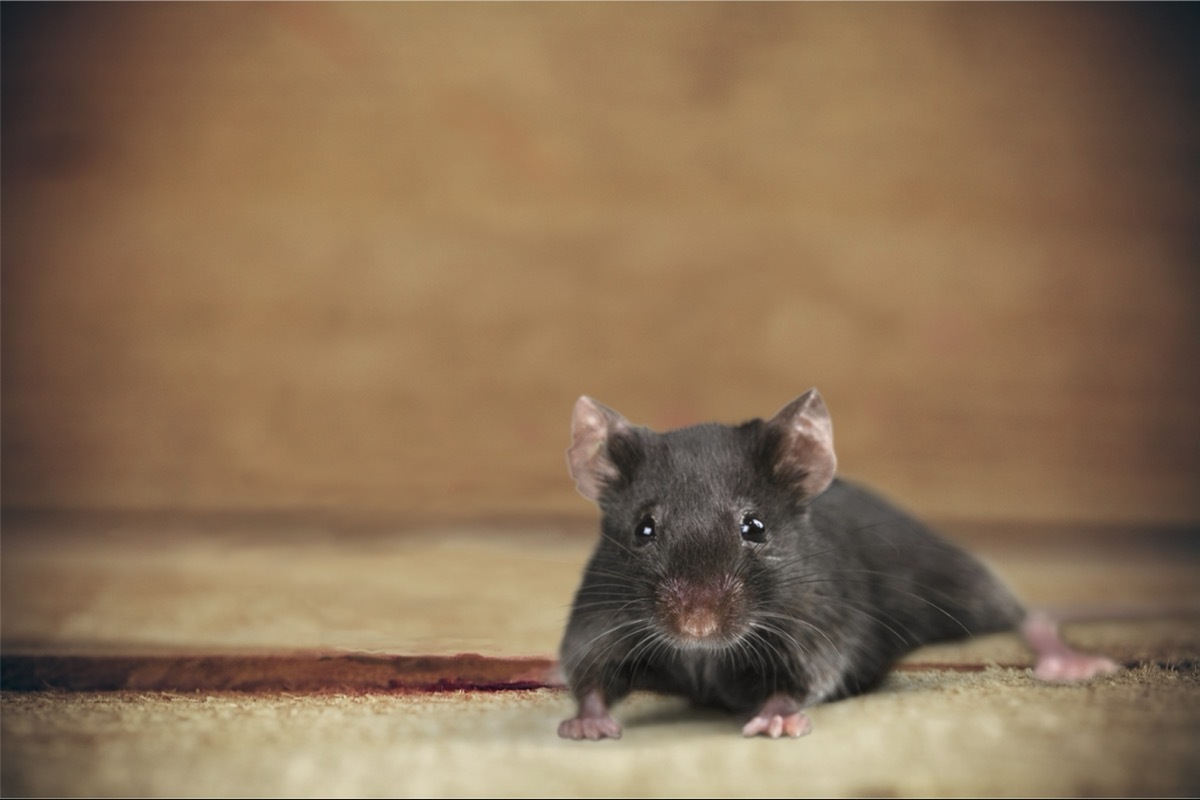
[769,389,837,499]
[566,396,624,502]
[784,426,837,499]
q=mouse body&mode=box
[557,389,1118,740]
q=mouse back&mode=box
[810,478,1026,651]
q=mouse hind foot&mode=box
[1020,610,1121,683]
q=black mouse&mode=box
[557,388,1119,740]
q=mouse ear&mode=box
[766,388,837,500]
[567,396,633,502]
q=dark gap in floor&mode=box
[1,654,1180,694]
[0,653,559,693]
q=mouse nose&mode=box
[658,575,745,644]
[678,607,719,639]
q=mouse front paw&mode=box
[558,714,623,740]
[559,689,623,740]
[742,694,812,739]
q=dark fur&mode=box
[559,414,1026,717]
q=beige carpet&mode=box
[3,513,1199,797]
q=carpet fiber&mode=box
[3,513,1198,797]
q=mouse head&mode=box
[565,389,837,648]
[567,388,836,506]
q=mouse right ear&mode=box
[567,396,632,502]
[766,388,837,500]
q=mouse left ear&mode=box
[766,388,837,500]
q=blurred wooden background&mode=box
[3,3,1197,525]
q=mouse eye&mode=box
[740,514,766,544]
[633,515,657,544]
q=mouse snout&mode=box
[657,574,747,645]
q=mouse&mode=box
[557,388,1121,740]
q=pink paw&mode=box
[558,714,623,740]
[1021,611,1121,684]
[1033,652,1121,683]
[559,689,622,740]
[743,694,812,738]
[742,710,812,739]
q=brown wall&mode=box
[3,3,1198,524]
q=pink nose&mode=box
[678,609,719,639]
[660,575,744,641]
